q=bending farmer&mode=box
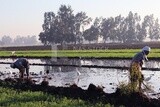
[10,58,30,79]
[129,46,151,91]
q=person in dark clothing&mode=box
[129,46,151,91]
[10,58,29,79]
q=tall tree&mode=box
[57,5,75,44]
[101,17,115,43]
[39,5,91,45]
[118,16,127,43]
[1,35,12,45]
[142,15,154,41]
[39,12,55,45]
[149,18,160,40]
[83,17,101,43]
[39,32,48,45]
[122,12,141,43]
[13,36,24,46]
[135,23,145,42]
[23,35,37,45]
[111,15,124,42]
[74,12,92,44]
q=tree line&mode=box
[38,5,160,45]
[0,35,38,46]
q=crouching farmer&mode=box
[10,58,29,79]
[129,46,151,92]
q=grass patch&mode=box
[0,87,114,107]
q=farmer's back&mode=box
[14,58,29,69]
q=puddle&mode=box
[0,58,160,94]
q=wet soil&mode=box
[1,78,160,107]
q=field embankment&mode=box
[1,78,160,107]
[1,42,160,51]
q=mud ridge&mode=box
[0,78,160,107]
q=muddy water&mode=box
[0,58,160,95]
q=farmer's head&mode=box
[142,46,151,55]
[10,63,15,68]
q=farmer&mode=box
[10,58,30,79]
[129,46,151,91]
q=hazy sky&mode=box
[1,0,160,38]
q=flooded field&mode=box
[0,58,160,95]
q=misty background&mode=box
[1,4,160,46]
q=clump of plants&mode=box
[117,82,152,94]
[117,82,137,95]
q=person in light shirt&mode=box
[129,46,151,91]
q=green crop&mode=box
[0,49,159,58]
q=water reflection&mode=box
[41,58,160,72]
[0,58,160,94]
[41,58,81,72]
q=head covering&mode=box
[142,46,151,61]
[10,63,15,68]
[142,46,151,52]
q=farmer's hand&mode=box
[141,74,144,81]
